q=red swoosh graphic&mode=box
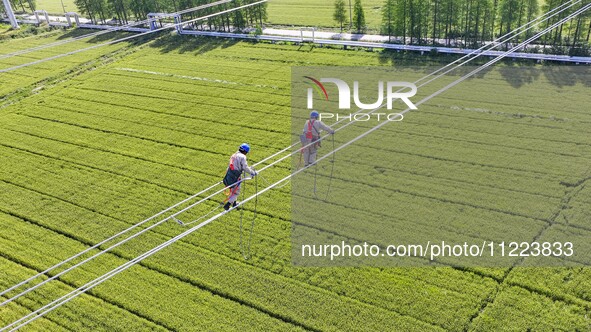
[304,76,329,101]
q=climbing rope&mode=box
[175,202,224,226]
[239,172,258,260]
[313,161,318,198]
[311,134,336,200]
[324,133,336,201]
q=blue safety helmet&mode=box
[239,143,250,154]
[310,111,319,119]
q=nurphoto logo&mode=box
[304,76,417,122]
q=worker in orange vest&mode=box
[301,111,334,167]
[223,143,257,211]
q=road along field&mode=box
[0,31,590,330]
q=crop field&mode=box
[0,27,590,331]
[19,0,382,28]
[0,28,143,107]
[267,0,384,31]
[34,0,77,14]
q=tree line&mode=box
[2,0,36,13]
[334,0,591,54]
[74,0,267,31]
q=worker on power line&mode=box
[302,111,335,167]
[223,143,257,211]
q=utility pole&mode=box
[61,0,66,13]
[2,0,20,29]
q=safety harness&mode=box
[223,153,243,201]
[306,120,315,139]
[307,120,321,145]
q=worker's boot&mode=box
[233,201,239,209]
[223,202,231,211]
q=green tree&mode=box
[108,0,129,24]
[256,1,268,26]
[353,0,365,33]
[333,0,347,32]
[498,0,519,41]
[9,0,35,13]
[408,0,429,44]
[523,0,537,39]
[432,0,441,44]
[382,0,395,41]
[477,0,494,44]
[74,0,96,23]
[233,0,246,30]
[441,0,460,46]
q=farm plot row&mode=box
[409,109,591,156]
[469,285,590,331]
[1,128,588,328]
[23,94,572,203]
[0,118,564,260]
[419,66,591,105]
[0,112,287,181]
[328,137,565,198]
[329,122,587,183]
[0,136,546,257]
[0,141,497,307]
[0,30,141,98]
[0,110,509,330]
[10,105,288,163]
[1,170,588,330]
[0,213,303,332]
[430,95,591,124]
[77,70,291,105]
[1,106,573,227]
[0,114,491,330]
[0,185,457,331]
[111,53,292,88]
[0,118,588,330]
[0,256,167,332]
[104,69,288,95]
[148,36,445,66]
[53,87,289,133]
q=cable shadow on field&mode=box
[148,34,240,55]
[498,64,542,88]
[543,65,591,88]
[498,63,591,88]
[377,49,468,67]
[55,28,141,44]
